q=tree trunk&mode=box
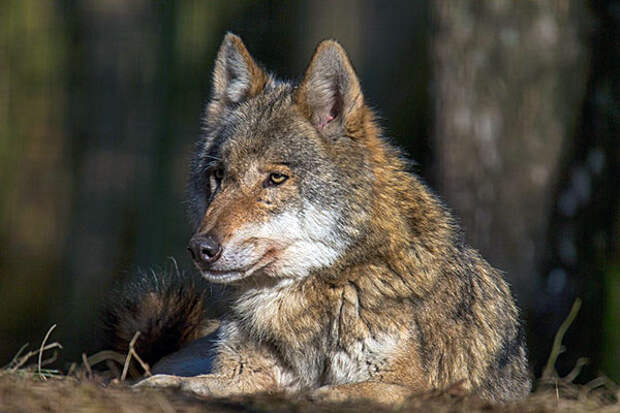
[431,0,591,375]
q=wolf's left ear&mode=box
[294,40,365,137]
[207,33,267,119]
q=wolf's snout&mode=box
[188,234,222,266]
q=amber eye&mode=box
[267,172,288,187]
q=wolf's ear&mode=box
[207,33,267,119]
[295,40,364,137]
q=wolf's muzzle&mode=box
[188,233,222,267]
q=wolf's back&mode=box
[103,267,220,367]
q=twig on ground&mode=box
[121,332,138,381]
[121,331,151,381]
[583,376,618,395]
[82,353,92,378]
[130,347,152,378]
[87,349,139,379]
[564,357,589,383]
[3,343,29,370]
[88,350,127,367]
[67,362,77,376]
[542,298,582,380]
[40,350,59,368]
[7,342,63,372]
[38,324,57,380]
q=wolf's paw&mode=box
[135,374,221,398]
[135,374,183,389]
[307,386,350,403]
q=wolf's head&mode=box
[187,33,384,284]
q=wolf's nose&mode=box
[188,234,222,265]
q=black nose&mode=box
[188,234,222,265]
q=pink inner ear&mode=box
[318,113,335,129]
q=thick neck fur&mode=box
[228,111,466,380]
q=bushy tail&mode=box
[102,264,221,367]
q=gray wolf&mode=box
[105,33,531,404]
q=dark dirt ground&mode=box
[1,369,618,413]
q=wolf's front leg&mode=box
[136,324,284,398]
[137,372,276,398]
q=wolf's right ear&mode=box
[206,33,267,120]
[294,40,365,139]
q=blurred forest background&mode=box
[0,0,617,383]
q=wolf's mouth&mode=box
[199,255,274,284]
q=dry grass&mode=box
[1,301,618,413]
[0,369,618,413]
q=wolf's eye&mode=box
[209,167,224,192]
[266,172,288,187]
[214,168,224,181]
